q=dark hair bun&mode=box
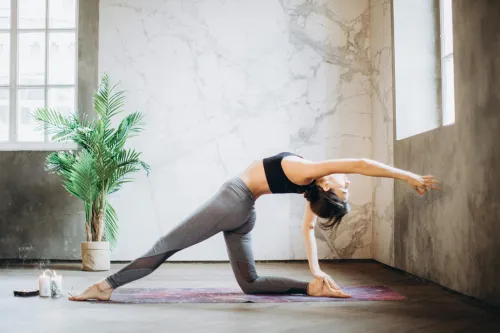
[305,186,350,230]
[304,185,320,202]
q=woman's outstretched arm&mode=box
[291,158,439,194]
[301,158,410,179]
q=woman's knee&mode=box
[239,281,259,295]
[236,268,260,294]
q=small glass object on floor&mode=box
[50,270,63,298]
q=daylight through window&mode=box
[440,0,455,125]
[0,0,77,149]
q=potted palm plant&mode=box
[33,74,150,271]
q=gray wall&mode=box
[0,0,99,260]
[394,0,500,306]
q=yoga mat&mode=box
[93,286,406,304]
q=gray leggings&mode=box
[106,177,309,295]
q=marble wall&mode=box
[370,0,394,265]
[99,0,374,260]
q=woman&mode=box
[69,152,439,301]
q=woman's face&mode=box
[317,174,350,201]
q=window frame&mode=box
[439,0,455,126]
[0,0,79,151]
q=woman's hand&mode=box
[406,173,440,195]
[312,271,341,290]
[310,272,351,298]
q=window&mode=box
[440,0,454,125]
[0,0,78,150]
[393,0,441,140]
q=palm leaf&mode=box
[104,203,119,250]
[45,151,77,174]
[106,149,149,193]
[93,74,126,138]
[107,112,145,151]
[32,108,81,141]
[64,150,99,203]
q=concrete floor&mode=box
[0,261,499,333]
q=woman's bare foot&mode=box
[307,277,351,298]
[68,280,113,301]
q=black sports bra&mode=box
[263,152,314,194]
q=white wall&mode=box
[99,0,373,261]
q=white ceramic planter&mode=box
[81,242,110,271]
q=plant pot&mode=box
[81,242,110,271]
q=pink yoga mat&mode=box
[92,286,406,304]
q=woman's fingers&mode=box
[423,180,441,190]
[326,277,340,290]
[324,277,335,289]
[328,284,350,298]
[415,186,425,194]
[424,177,441,185]
[322,278,351,298]
[424,181,440,190]
[336,288,351,297]
[411,175,441,194]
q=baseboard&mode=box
[0,258,376,266]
